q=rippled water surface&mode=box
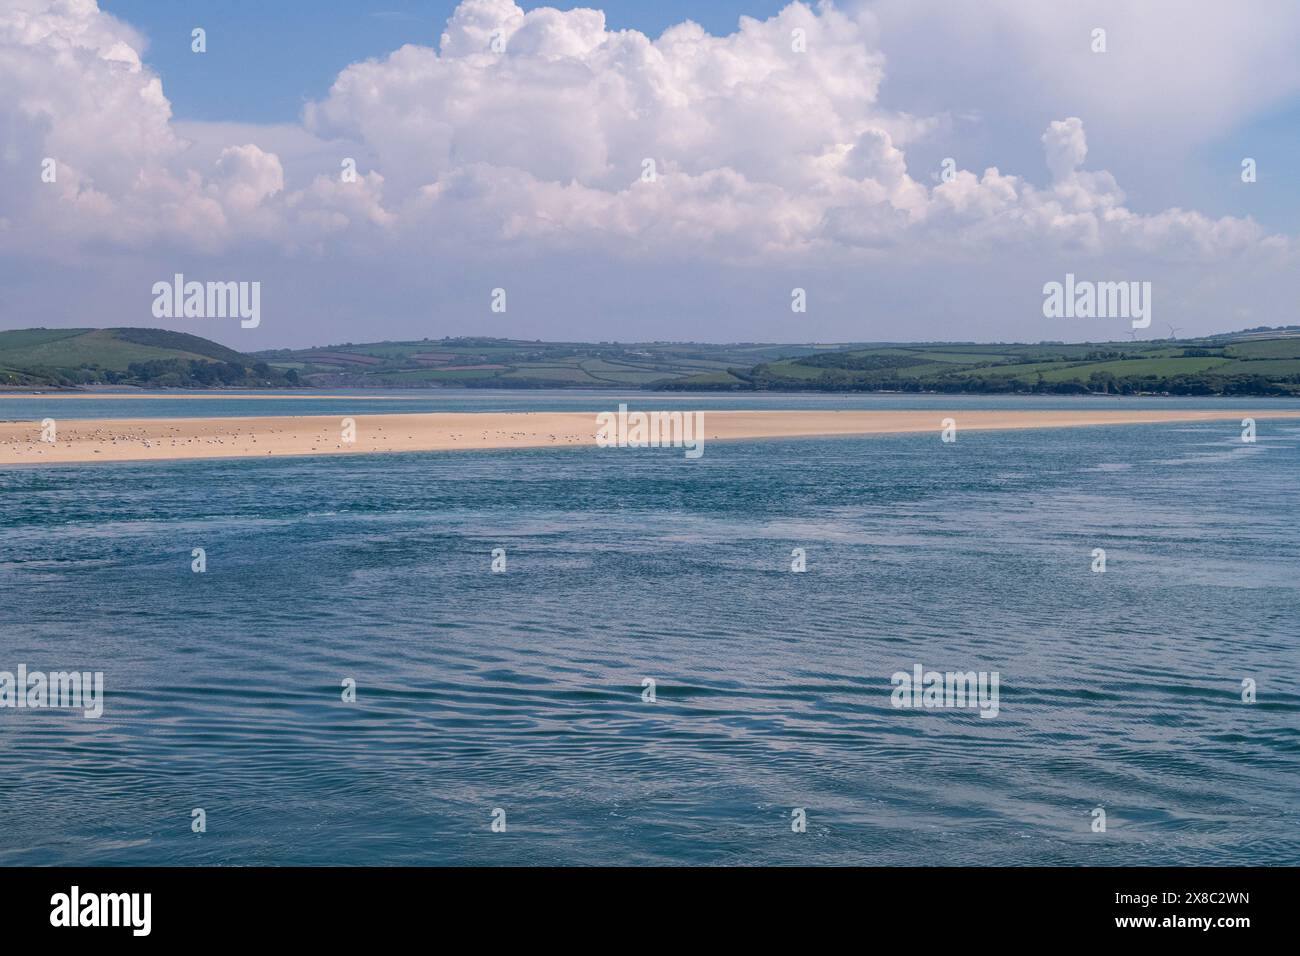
[1,405,1297,865]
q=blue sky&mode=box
[5,0,1298,348]
[101,1,791,123]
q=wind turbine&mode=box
[1166,323,1181,341]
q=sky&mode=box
[2,0,1299,349]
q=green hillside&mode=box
[254,338,824,388]
[659,330,1300,396]
[0,328,298,388]
[5,326,1300,395]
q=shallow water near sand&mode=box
[1,399,1297,865]
[5,387,1300,421]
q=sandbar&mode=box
[2,408,1296,465]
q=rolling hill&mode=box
[0,328,298,388]
[5,327,1300,395]
[660,329,1300,396]
[253,338,825,388]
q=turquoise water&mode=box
[4,388,1300,421]
[1,400,1298,865]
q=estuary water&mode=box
[4,387,1300,420]
[1,393,1297,865]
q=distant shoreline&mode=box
[5,387,1300,400]
[6,327,1300,395]
[3,409,1297,466]
[0,390,424,400]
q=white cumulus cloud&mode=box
[0,0,1294,344]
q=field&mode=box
[662,331,1300,396]
[5,327,1300,395]
[253,338,825,388]
[0,328,286,388]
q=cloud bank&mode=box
[0,0,1295,345]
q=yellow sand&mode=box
[1,409,1295,465]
